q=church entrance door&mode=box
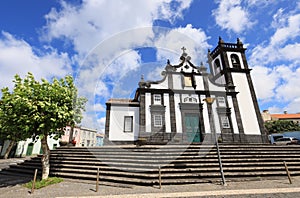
[184,114,201,143]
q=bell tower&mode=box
[208,37,267,143]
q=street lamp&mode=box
[203,97,227,186]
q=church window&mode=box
[221,116,230,128]
[65,128,70,136]
[154,115,163,127]
[217,97,226,107]
[230,54,240,68]
[124,116,133,132]
[214,59,221,74]
[184,96,197,103]
[154,94,162,105]
[184,76,192,87]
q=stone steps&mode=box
[1,144,300,185]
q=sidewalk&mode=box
[1,175,300,198]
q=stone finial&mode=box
[237,38,243,48]
[218,36,224,44]
[199,62,208,74]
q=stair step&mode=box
[3,144,300,186]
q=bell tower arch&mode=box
[208,37,267,143]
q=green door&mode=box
[185,114,201,143]
[26,143,34,156]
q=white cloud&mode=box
[246,0,280,7]
[279,43,300,62]
[42,0,193,56]
[251,65,279,101]
[0,31,71,90]
[275,66,300,102]
[249,6,300,113]
[249,11,300,65]
[96,117,106,133]
[212,0,254,33]
[155,24,211,65]
[46,0,194,130]
[270,13,300,45]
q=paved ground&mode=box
[1,158,300,198]
[1,175,300,198]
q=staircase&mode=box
[1,144,300,186]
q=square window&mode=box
[184,76,192,87]
[154,115,163,127]
[221,116,230,128]
[217,97,226,107]
[154,94,161,105]
[124,116,133,132]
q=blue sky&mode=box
[1,0,300,132]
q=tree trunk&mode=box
[68,126,74,144]
[3,140,15,159]
[41,135,50,180]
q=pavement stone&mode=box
[0,175,300,198]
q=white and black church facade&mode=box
[105,38,268,144]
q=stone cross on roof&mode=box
[181,46,186,54]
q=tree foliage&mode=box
[0,72,86,178]
[264,120,300,134]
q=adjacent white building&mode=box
[0,126,98,158]
[105,38,267,144]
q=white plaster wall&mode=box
[164,93,171,133]
[173,74,182,89]
[145,93,151,133]
[207,80,226,92]
[232,73,260,134]
[200,95,211,134]
[227,96,239,134]
[174,94,182,133]
[109,106,139,141]
[150,77,168,89]
[195,76,205,90]
[181,94,198,103]
[15,136,59,157]
[226,52,244,69]
[211,96,221,134]
[0,140,11,157]
[215,76,226,85]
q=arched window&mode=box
[230,54,240,68]
[214,59,221,74]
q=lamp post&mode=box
[203,97,226,186]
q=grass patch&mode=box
[23,177,63,189]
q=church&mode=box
[105,38,268,145]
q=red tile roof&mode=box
[271,114,300,119]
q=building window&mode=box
[214,59,221,74]
[124,116,133,132]
[154,94,162,105]
[217,97,226,107]
[230,54,240,68]
[184,76,192,87]
[221,116,230,128]
[65,128,70,136]
[183,96,197,103]
[154,115,163,127]
[74,130,78,137]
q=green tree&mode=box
[0,85,33,159]
[0,73,86,179]
[265,120,300,134]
